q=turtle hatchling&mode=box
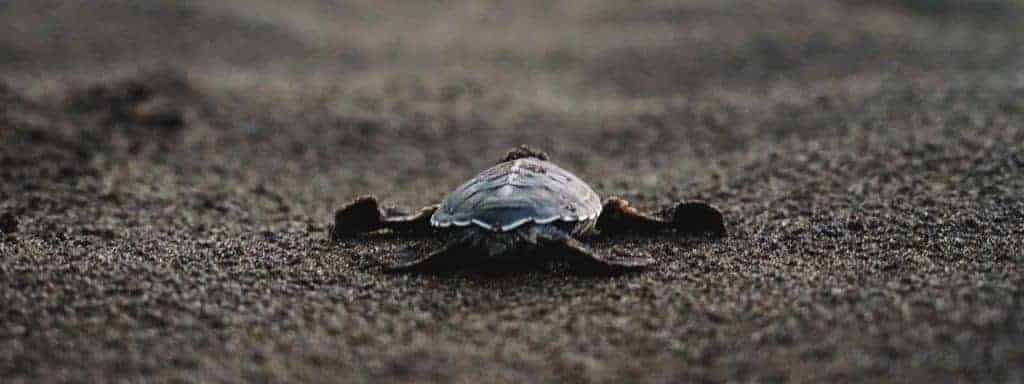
[332,146,725,271]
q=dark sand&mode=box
[2,1,1023,382]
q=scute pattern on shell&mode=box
[430,157,602,232]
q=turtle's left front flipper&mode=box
[597,197,725,237]
[331,195,438,239]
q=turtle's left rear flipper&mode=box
[331,195,438,239]
[383,234,475,272]
[383,247,445,272]
[596,197,725,237]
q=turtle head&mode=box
[499,145,549,163]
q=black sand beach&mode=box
[1,1,1022,382]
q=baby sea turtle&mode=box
[332,146,725,271]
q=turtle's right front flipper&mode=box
[597,197,725,237]
[331,195,438,239]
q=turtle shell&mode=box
[430,157,602,233]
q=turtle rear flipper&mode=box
[332,195,438,239]
[597,197,725,237]
[530,225,654,268]
[556,237,655,268]
[383,231,478,272]
[383,244,457,272]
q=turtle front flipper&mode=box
[331,195,438,239]
[670,201,726,237]
[596,197,725,237]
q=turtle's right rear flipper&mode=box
[554,236,656,268]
